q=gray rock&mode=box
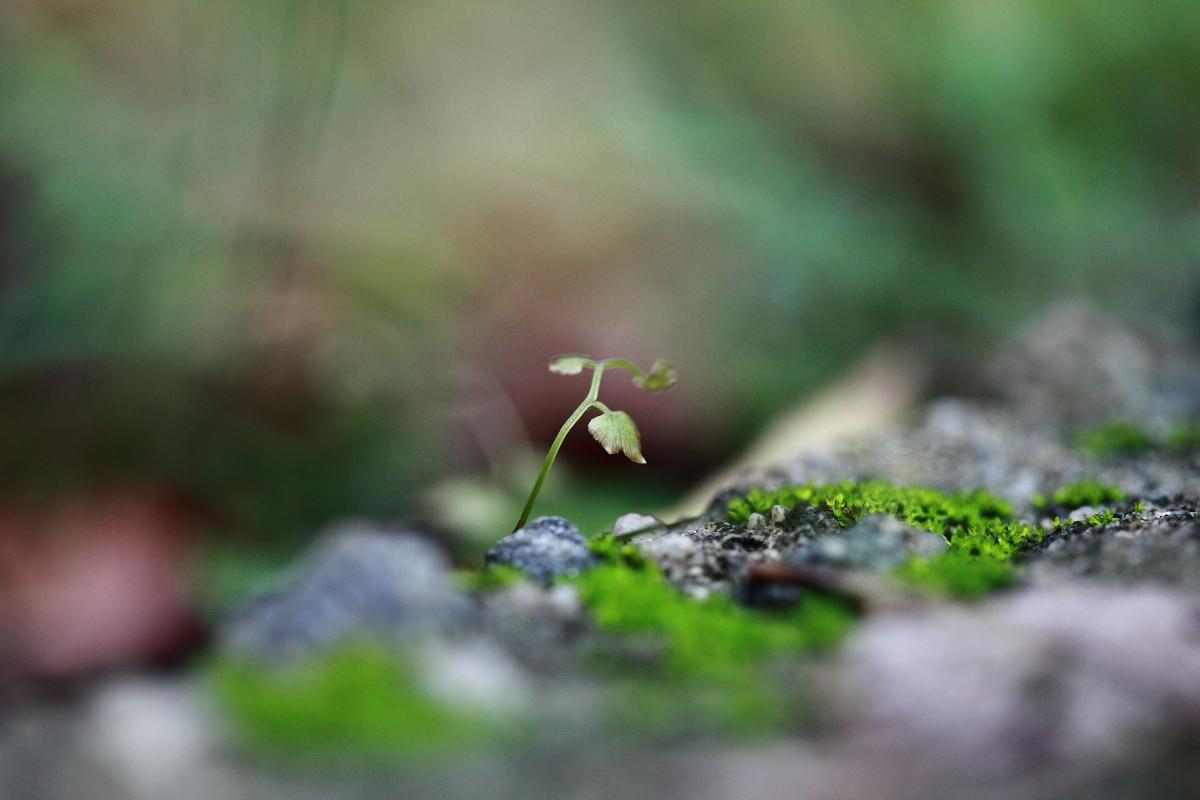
[1026,500,1200,586]
[415,638,532,715]
[635,532,700,585]
[220,521,474,661]
[481,582,585,672]
[797,514,946,572]
[629,504,845,598]
[987,302,1157,430]
[485,516,596,584]
[834,585,1200,781]
[774,397,1196,508]
[611,512,660,538]
[83,678,224,800]
[987,301,1200,432]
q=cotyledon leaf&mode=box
[633,358,677,392]
[548,355,591,375]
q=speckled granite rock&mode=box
[485,516,597,584]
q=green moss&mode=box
[727,480,1042,599]
[893,551,1015,599]
[1083,508,1117,526]
[574,564,850,679]
[1033,480,1125,510]
[570,561,853,735]
[212,644,523,760]
[1075,421,1154,458]
[586,533,650,570]
[728,481,1032,557]
[1070,420,1200,459]
[1167,421,1200,453]
[455,565,525,593]
[216,475,1080,753]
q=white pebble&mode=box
[612,512,661,538]
[418,639,531,714]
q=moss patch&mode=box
[213,645,523,761]
[1033,480,1125,511]
[1073,419,1200,459]
[1082,508,1117,526]
[1168,421,1200,453]
[586,533,650,569]
[727,481,1043,599]
[571,551,853,735]
[215,477,1091,756]
[893,551,1015,599]
[574,562,851,681]
[1074,421,1155,458]
[454,564,524,593]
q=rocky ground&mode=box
[3,303,1200,800]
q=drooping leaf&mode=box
[548,355,591,375]
[587,410,646,464]
[633,358,677,392]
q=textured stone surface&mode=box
[220,522,474,661]
[485,516,597,584]
[8,302,1200,800]
[795,514,946,572]
[834,585,1200,781]
[1025,499,1200,586]
[611,512,660,538]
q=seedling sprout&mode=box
[513,355,676,531]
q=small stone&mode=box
[819,537,849,560]
[612,512,661,538]
[84,678,217,800]
[485,516,597,584]
[747,512,767,530]
[637,533,699,583]
[639,532,697,562]
[416,638,530,715]
[220,522,474,662]
[771,504,788,524]
[481,582,585,673]
[1068,505,1100,523]
[546,584,582,616]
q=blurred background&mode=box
[2,0,1200,677]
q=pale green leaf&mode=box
[633,358,677,392]
[548,355,591,375]
[587,410,646,464]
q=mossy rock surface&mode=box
[185,304,1200,797]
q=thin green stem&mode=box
[596,358,644,380]
[513,365,605,531]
